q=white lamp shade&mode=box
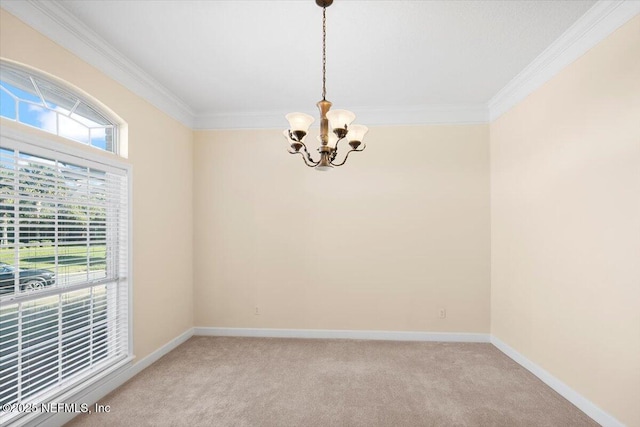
[283,130,292,142]
[347,124,368,142]
[326,109,355,130]
[286,112,314,133]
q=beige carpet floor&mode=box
[67,337,598,427]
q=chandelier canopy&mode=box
[284,0,368,171]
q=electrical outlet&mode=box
[439,309,446,319]
[254,306,260,315]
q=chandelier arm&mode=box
[331,136,346,162]
[300,141,321,165]
[329,143,366,167]
[288,150,320,168]
[289,141,321,167]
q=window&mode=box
[0,62,117,153]
[0,62,130,425]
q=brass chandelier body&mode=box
[285,0,368,171]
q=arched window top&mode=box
[0,61,119,154]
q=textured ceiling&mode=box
[50,0,597,124]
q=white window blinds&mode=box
[0,137,130,424]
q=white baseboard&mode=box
[28,328,195,427]
[194,327,490,343]
[491,336,623,427]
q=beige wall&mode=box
[490,15,640,427]
[194,125,490,332]
[0,10,195,362]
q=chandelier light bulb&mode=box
[284,129,303,152]
[327,109,356,133]
[346,124,368,149]
[317,133,339,148]
[285,113,315,142]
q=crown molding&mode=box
[489,0,640,122]
[194,104,490,130]
[3,1,637,129]
[1,0,195,128]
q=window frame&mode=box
[0,60,120,155]
[0,123,133,426]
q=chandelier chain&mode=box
[322,6,327,101]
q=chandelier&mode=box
[284,0,368,171]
